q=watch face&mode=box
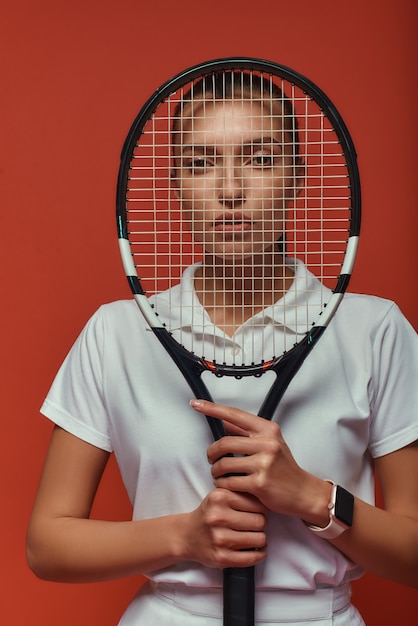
[335,486,354,527]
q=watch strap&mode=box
[305,480,353,540]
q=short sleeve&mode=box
[40,307,113,452]
[369,303,418,458]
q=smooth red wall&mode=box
[1,1,417,624]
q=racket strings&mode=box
[125,69,352,366]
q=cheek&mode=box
[181,206,207,243]
[176,183,213,224]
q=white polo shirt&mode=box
[41,261,418,592]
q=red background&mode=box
[1,1,417,623]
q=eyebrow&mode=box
[243,137,285,150]
[180,136,285,155]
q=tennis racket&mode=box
[116,57,360,626]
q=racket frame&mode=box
[116,57,361,626]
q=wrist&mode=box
[304,480,354,540]
[170,512,194,562]
[300,476,333,527]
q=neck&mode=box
[194,252,294,335]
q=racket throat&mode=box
[258,326,325,420]
[152,328,226,440]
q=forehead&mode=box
[176,98,285,139]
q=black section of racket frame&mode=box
[116,57,361,241]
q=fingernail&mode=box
[189,399,204,408]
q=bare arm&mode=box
[196,399,418,589]
[333,441,418,587]
[26,426,267,583]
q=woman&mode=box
[27,70,418,625]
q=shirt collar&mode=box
[152,258,332,335]
[260,259,332,333]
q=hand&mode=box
[185,488,268,569]
[190,399,331,525]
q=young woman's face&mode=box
[173,98,300,263]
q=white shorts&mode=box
[118,581,365,625]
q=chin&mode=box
[205,246,270,266]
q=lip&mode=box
[213,212,254,232]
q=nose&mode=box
[218,162,244,206]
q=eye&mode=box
[247,143,283,169]
[182,155,213,175]
[192,157,209,172]
[252,153,275,167]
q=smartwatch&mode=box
[306,480,354,539]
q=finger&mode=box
[211,453,255,478]
[207,435,261,465]
[220,488,267,514]
[222,421,249,437]
[214,471,261,496]
[211,453,270,497]
[190,399,266,434]
[221,529,267,551]
[217,543,267,568]
[222,509,267,533]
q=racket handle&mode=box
[223,566,255,626]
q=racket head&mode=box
[116,57,361,375]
